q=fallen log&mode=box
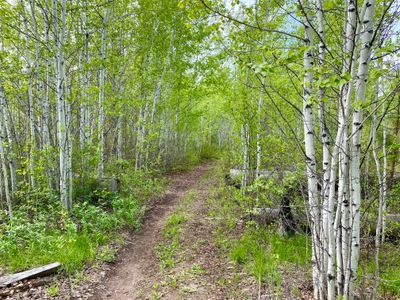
[0,262,60,288]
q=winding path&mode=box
[91,163,214,300]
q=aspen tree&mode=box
[255,75,265,179]
[335,1,358,295]
[300,1,322,298]
[39,0,53,189]
[0,86,12,218]
[116,7,126,161]
[348,1,376,298]
[0,85,17,194]
[22,1,37,188]
[98,0,111,178]
[371,63,383,299]
[52,0,69,209]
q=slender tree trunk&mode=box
[53,0,69,210]
[316,1,330,297]
[241,123,249,191]
[300,2,322,298]
[371,66,383,300]
[381,101,387,241]
[0,85,17,194]
[335,2,359,296]
[22,4,37,188]
[348,1,376,298]
[256,75,265,179]
[0,89,12,219]
[389,103,400,186]
[0,164,4,211]
[66,91,72,212]
[98,1,111,178]
[116,46,125,160]
[41,0,53,189]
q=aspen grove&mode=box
[0,0,399,299]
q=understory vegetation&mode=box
[0,162,161,274]
[0,152,216,276]
[210,162,400,298]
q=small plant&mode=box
[167,275,178,288]
[291,286,302,298]
[71,269,89,286]
[47,283,59,297]
[98,245,117,263]
[150,290,162,300]
[218,276,226,287]
[156,211,188,269]
[190,263,205,275]
[180,285,197,294]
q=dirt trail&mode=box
[91,162,215,300]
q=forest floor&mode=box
[3,162,222,299]
[14,160,253,300]
[91,161,225,299]
[88,161,257,300]
[3,161,315,300]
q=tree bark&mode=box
[348,1,376,298]
[98,1,111,178]
[300,2,322,298]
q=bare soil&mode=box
[90,162,217,300]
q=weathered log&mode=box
[242,207,310,233]
[0,262,60,288]
[229,169,278,180]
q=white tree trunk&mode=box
[53,0,69,210]
[316,1,330,297]
[256,75,265,179]
[301,3,322,298]
[22,4,37,188]
[0,88,12,219]
[84,0,92,148]
[372,59,387,299]
[371,70,383,299]
[98,1,111,178]
[348,1,376,298]
[40,0,53,189]
[117,114,123,160]
[241,124,249,190]
[0,85,17,194]
[66,90,72,212]
[381,101,387,241]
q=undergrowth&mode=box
[210,161,400,298]
[359,243,400,297]
[0,162,162,274]
[208,162,312,296]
